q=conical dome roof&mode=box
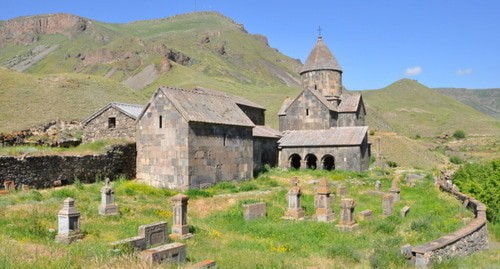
[300,37,342,74]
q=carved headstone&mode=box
[336,184,347,197]
[56,197,84,244]
[336,198,358,230]
[140,242,186,264]
[313,179,334,222]
[382,194,394,216]
[171,194,192,239]
[99,178,119,216]
[283,179,305,220]
[389,179,401,201]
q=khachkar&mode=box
[56,197,84,244]
[313,179,335,222]
[99,178,119,216]
[283,178,305,220]
[171,194,192,239]
[389,178,401,202]
[336,198,358,230]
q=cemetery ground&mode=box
[0,169,498,268]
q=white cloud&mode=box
[404,66,422,76]
[456,68,473,76]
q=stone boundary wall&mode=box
[405,181,489,267]
[0,144,136,189]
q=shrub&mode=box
[185,189,212,198]
[369,130,375,136]
[453,160,500,223]
[449,155,463,164]
[453,130,466,139]
[239,182,258,192]
[386,161,398,168]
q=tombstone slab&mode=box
[139,221,168,247]
[400,206,410,218]
[358,209,373,221]
[283,180,305,220]
[140,242,186,264]
[99,178,119,216]
[336,198,358,230]
[243,202,267,221]
[313,179,335,222]
[382,194,394,216]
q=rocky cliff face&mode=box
[0,13,89,44]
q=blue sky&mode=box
[1,0,499,90]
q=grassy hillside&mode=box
[0,12,302,128]
[362,79,500,138]
[0,68,148,132]
[434,88,500,119]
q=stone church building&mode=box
[277,37,370,171]
[135,86,279,189]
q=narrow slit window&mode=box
[108,117,116,129]
[306,109,309,116]
[159,115,163,128]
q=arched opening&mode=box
[322,155,335,171]
[289,154,301,169]
[305,154,318,169]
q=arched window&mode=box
[322,155,335,171]
[289,154,301,169]
[305,154,318,169]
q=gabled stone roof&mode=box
[338,93,362,113]
[138,86,255,128]
[278,126,368,147]
[82,102,144,126]
[253,125,281,138]
[193,87,265,110]
[279,88,337,116]
[300,37,342,74]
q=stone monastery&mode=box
[83,37,370,189]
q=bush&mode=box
[369,130,375,136]
[453,130,466,139]
[453,160,499,223]
[386,161,398,168]
[185,189,212,198]
[239,182,258,192]
[449,155,463,164]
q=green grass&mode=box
[0,169,494,268]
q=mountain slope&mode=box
[0,12,302,128]
[362,79,499,137]
[0,68,148,132]
[434,88,500,119]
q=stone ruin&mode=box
[389,178,401,201]
[99,178,119,216]
[313,179,335,222]
[56,197,84,244]
[283,177,305,220]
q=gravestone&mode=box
[140,242,186,264]
[21,184,29,192]
[382,194,394,216]
[375,180,381,191]
[139,222,168,247]
[171,194,192,239]
[4,180,15,191]
[400,206,410,217]
[358,209,373,221]
[56,197,84,244]
[243,202,267,220]
[336,184,347,197]
[191,259,217,269]
[283,179,305,220]
[336,198,358,230]
[313,179,334,222]
[389,179,401,201]
[99,178,119,216]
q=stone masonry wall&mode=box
[301,70,342,98]
[279,89,335,132]
[407,181,489,267]
[188,122,253,188]
[83,107,137,142]
[0,144,136,189]
[278,145,369,171]
[253,136,278,173]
